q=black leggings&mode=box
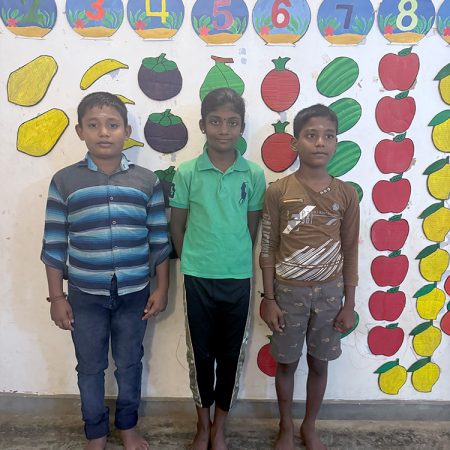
[184,275,251,411]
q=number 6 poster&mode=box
[252,0,311,45]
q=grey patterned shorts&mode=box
[270,276,344,364]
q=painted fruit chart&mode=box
[1,0,450,401]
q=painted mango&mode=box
[8,55,58,106]
[17,109,69,157]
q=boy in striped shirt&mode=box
[41,92,170,450]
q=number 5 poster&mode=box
[191,0,249,44]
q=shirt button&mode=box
[112,220,117,225]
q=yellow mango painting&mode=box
[8,56,58,107]
[435,63,450,105]
[429,111,450,153]
[408,358,440,393]
[375,360,407,395]
[17,109,69,157]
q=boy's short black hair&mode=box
[293,104,338,138]
[77,92,128,127]
[201,88,245,125]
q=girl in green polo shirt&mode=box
[170,88,266,450]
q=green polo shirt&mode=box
[170,149,266,279]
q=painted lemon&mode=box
[412,325,442,357]
[440,75,450,104]
[411,361,440,393]
[419,248,449,282]
[427,164,450,200]
[379,365,407,395]
[422,207,450,242]
[430,110,450,153]
[416,288,445,320]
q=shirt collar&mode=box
[78,152,133,172]
[197,147,249,172]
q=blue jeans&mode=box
[68,279,149,439]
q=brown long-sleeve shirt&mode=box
[260,173,360,286]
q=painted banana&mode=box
[123,137,144,150]
[80,59,129,90]
[115,94,135,104]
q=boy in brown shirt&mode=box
[260,104,359,450]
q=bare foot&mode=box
[118,427,149,450]
[188,421,211,450]
[85,436,107,450]
[300,423,327,450]
[210,423,227,450]
[275,421,295,450]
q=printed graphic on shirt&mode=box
[276,239,343,281]
[283,203,340,234]
[239,181,247,205]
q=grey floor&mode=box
[1,413,450,450]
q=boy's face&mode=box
[199,103,244,154]
[75,105,131,161]
[292,116,337,169]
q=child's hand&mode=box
[263,300,285,333]
[334,306,355,333]
[142,288,168,320]
[50,301,74,331]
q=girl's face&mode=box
[200,103,244,154]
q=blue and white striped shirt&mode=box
[41,154,171,296]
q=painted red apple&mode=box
[371,251,409,287]
[374,134,414,174]
[369,288,406,321]
[440,303,450,336]
[370,215,409,251]
[375,93,416,133]
[257,342,277,377]
[444,276,450,296]
[378,47,420,91]
[368,324,404,356]
[372,176,411,213]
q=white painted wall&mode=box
[0,0,449,403]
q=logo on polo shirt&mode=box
[239,182,248,205]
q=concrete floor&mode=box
[0,413,450,450]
